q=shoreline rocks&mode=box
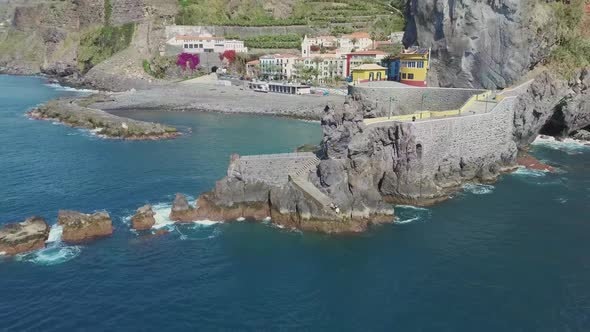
[57,210,113,243]
[131,205,156,231]
[169,193,197,222]
[0,217,50,256]
[27,98,180,141]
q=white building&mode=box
[301,32,373,57]
[297,54,347,81]
[259,54,299,79]
[168,34,248,54]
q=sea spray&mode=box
[17,224,81,266]
[394,205,432,225]
[463,183,495,195]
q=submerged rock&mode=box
[0,217,50,256]
[131,205,156,231]
[516,151,555,173]
[57,210,113,243]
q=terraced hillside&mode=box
[177,0,405,40]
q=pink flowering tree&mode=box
[176,53,200,71]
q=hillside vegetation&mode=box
[547,0,590,78]
[177,0,404,40]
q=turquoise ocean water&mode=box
[1,75,590,331]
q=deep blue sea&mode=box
[1,75,590,331]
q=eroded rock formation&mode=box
[57,210,113,243]
[513,69,590,147]
[403,0,556,88]
[0,217,50,255]
[131,205,156,231]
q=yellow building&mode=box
[351,64,387,83]
[399,48,429,87]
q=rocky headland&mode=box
[27,97,180,140]
[57,210,113,243]
[0,217,50,256]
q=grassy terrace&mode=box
[177,0,405,41]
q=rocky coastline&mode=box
[27,97,180,140]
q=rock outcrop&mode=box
[169,193,197,222]
[0,217,50,255]
[27,97,179,140]
[131,205,156,231]
[513,69,590,148]
[403,0,556,89]
[57,210,113,243]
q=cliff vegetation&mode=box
[547,0,590,78]
[78,23,136,73]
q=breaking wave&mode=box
[463,183,495,195]
[394,205,431,225]
[512,167,549,178]
[44,82,97,94]
[17,224,81,266]
[532,136,590,154]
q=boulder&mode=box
[131,204,156,231]
[572,129,590,141]
[0,217,50,256]
[57,210,113,243]
[169,193,197,222]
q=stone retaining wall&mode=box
[349,84,486,117]
[165,25,323,39]
[408,97,517,174]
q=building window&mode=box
[189,44,194,49]
[408,73,414,79]
[402,73,407,79]
[417,61,424,68]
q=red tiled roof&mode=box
[586,4,590,13]
[246,60,259,65]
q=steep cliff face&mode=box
[0,0,177,87]
[403,0,556,89]
[513,68,590,147]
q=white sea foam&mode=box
[151,200,221,230]
[44,82,98,94]
[0,251,5,256]
[463,183,495,195]
[394,205,430,211]
[17,246,82,266]
[46,224,63,243]
[394,216,420,225]
[263,217,271,221]
[18,224,81,266]
[393,205,431,225]
[532,136,590,153]
[512,167,548,178]
[236,217,245,222]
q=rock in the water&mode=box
[0,217,50,256]
[572,129,590,141]
[517,151,555,172]
[131,205,156,231]
[57,210,113,243]
[169,193,196,222]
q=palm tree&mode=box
[312,56,322,83]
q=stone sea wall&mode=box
[410,97,517,175]
[349,84,485,117]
